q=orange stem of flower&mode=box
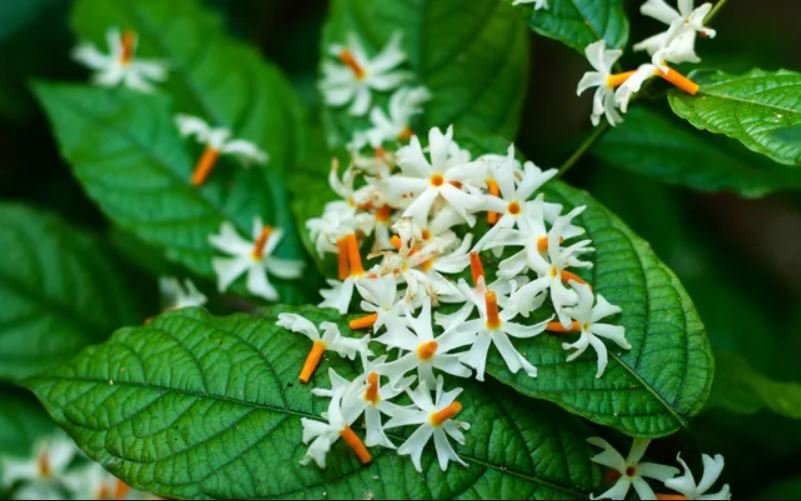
[363,372,380,404]
[430,401,462,427]
[487,178,500,224]
[349,313,378,330]
[299,340,326,383]
[375,205,392,223]
[120,30,136,65]
[485,290,501,330]
[37,452,50,477]
[469,251,485,288]
[657,67,700,95]
[390,235,402,250]
[546,320,581,333]
[340,426,372,464]
[417,340,438,361]
[339,49,366,80]
[398,127,414,141]
[374,146,386,158]
[346,233,364,276]
[115,480,131,500]
[656,495,688,501]
[191,146,220,187]
[606,70,638,88]
[336,237,350,280]
[251,225,273,260]
[560,270,587,285]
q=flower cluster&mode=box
[576,0,717,126]
[286,37,633,470]
[588,437,731,500]
[0,432,155,500]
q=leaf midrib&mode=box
[32,373,584,498]
[697,85,801,117]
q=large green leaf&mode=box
[27,307,604,500]
[0,203,150,380]
[593,108,801,197]
[527,0,628,53]
[669,68,801,167]
[321,0,529,146]
[707,351,801,419]
[35,84,306,303]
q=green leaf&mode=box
[593,108,801,197]
[0,203,150,380]
[527,0,628,53]
[27,307,604,500]
[321,0,529,146]
[34,84,307,303]
[668,68,801,167]
[707,351,801,419]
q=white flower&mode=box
[321,33,410,116]
[549,282,630,378]
[277,313,370,384]
[635,0,716,67]
[351,274,408,336]
[577,40,626,126]
[62,462,152,500]
[307,201,374,257]
[378,298,475,387]
[352,86,432,150]
[513,0,548,9]
[588,437,679,500]
[159,277,207,311]
[614,63,658,113]
[209,218,304,301]
[384,126,486,226]
[385,376,470,472]
[453,282,550,381]
[72,28,167,92]
[475,147,557,252]
[300,370,372,468]
[663,453,731,500]
[176,114,268,186]
[1,433,78,500]
[489,196,593,326]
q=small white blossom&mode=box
[62,462,153,500]
[72,28,167,92]
[176,114,268,164]
[663,453,731,500]
[159,277,207,311]
[614,63,658,113]
[278,313,370,365]
[352,86,432,150]
[557,282,630,378]
[577,40,625,126]
[307,201,374,256]
[1,433,78,500]
[513,0,548,9]
[321,33,410,116]
[385,377,470,472]
[209,218,303,301]
[588,437,679,500]
[635,0,716,67]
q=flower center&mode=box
[421,229,431,241]
[625,465,637,478]
[363,371,380,405]
[251,225,273,260]
[485,290,502,330]
[430,173,445,187]
[398,127,414,141]
[375,205,392,224]
[120,30,136,66]
[430,401,463,427]
[37,452,50,478]
[508,201,521,215]
[417,340,438,361]
[339,49,366,80]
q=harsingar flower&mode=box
[385,126,486,226]
[385,377,470,472]
[175,114,268,187]
[576,40,635,127]
[62,463,146,500]
[588,437,679,500]
[208,218,303,301]
[72,28,167,92]
[159,277,207,311]
[277,313,369,383]
[512,0,548,9]
[662,453,731,500]
[546,282,630,378]
[635,0,716,67]
[319,233,372,313]
[1,433,78,499]
[321,33,410,116]
[349,274,408,337]
[352,86,432,150]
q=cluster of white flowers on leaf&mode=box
[577,0,717,126]
[295,55,635,468]
[0,432,155,500]
[588,437,731,500]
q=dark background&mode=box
[1,1,800,498]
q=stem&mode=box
[557,123,609,177]
[705,0,729,24]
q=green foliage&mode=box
[321,0,530,146]
[0,0,56,42]
[0,386,53,458]
[707,351,801,419]
[0,203,150,381]
[526,0,628,53]
[593,108,801,197]
[669,68,801,167]
[27,307,605,500]
[484,180,713,437]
